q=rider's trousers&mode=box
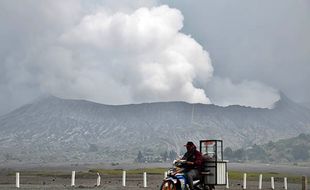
[184,169,200,190]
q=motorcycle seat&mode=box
[200,171,211,175]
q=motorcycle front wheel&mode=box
[160,180,177,190]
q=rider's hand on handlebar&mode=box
[186,161,194,165]
[176,160,193,164]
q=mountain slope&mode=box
[225,133,310,162]
[0,94,310,164]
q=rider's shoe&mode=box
[192,183,203,190]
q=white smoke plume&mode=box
[38,5,213,104]
[206,77,280,108]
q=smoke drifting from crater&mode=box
[41,5,213,104]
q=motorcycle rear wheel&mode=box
[160,180,177,190]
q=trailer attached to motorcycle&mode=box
[160,140,228,190]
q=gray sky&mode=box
[0,0,309,115]
[163,0,310,105]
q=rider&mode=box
[181,141,203,190]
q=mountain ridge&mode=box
[0,94,310,164]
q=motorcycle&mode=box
[160,140,228,190]
[160,160,213,190]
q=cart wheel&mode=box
[160,180,176,190]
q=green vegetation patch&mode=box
[89,167,168,175]
[228,170,309,184]
[7,171,96,179]
[7,168,168,178]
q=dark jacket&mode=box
[182,149,203,171]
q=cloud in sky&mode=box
[0,0,292,115]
